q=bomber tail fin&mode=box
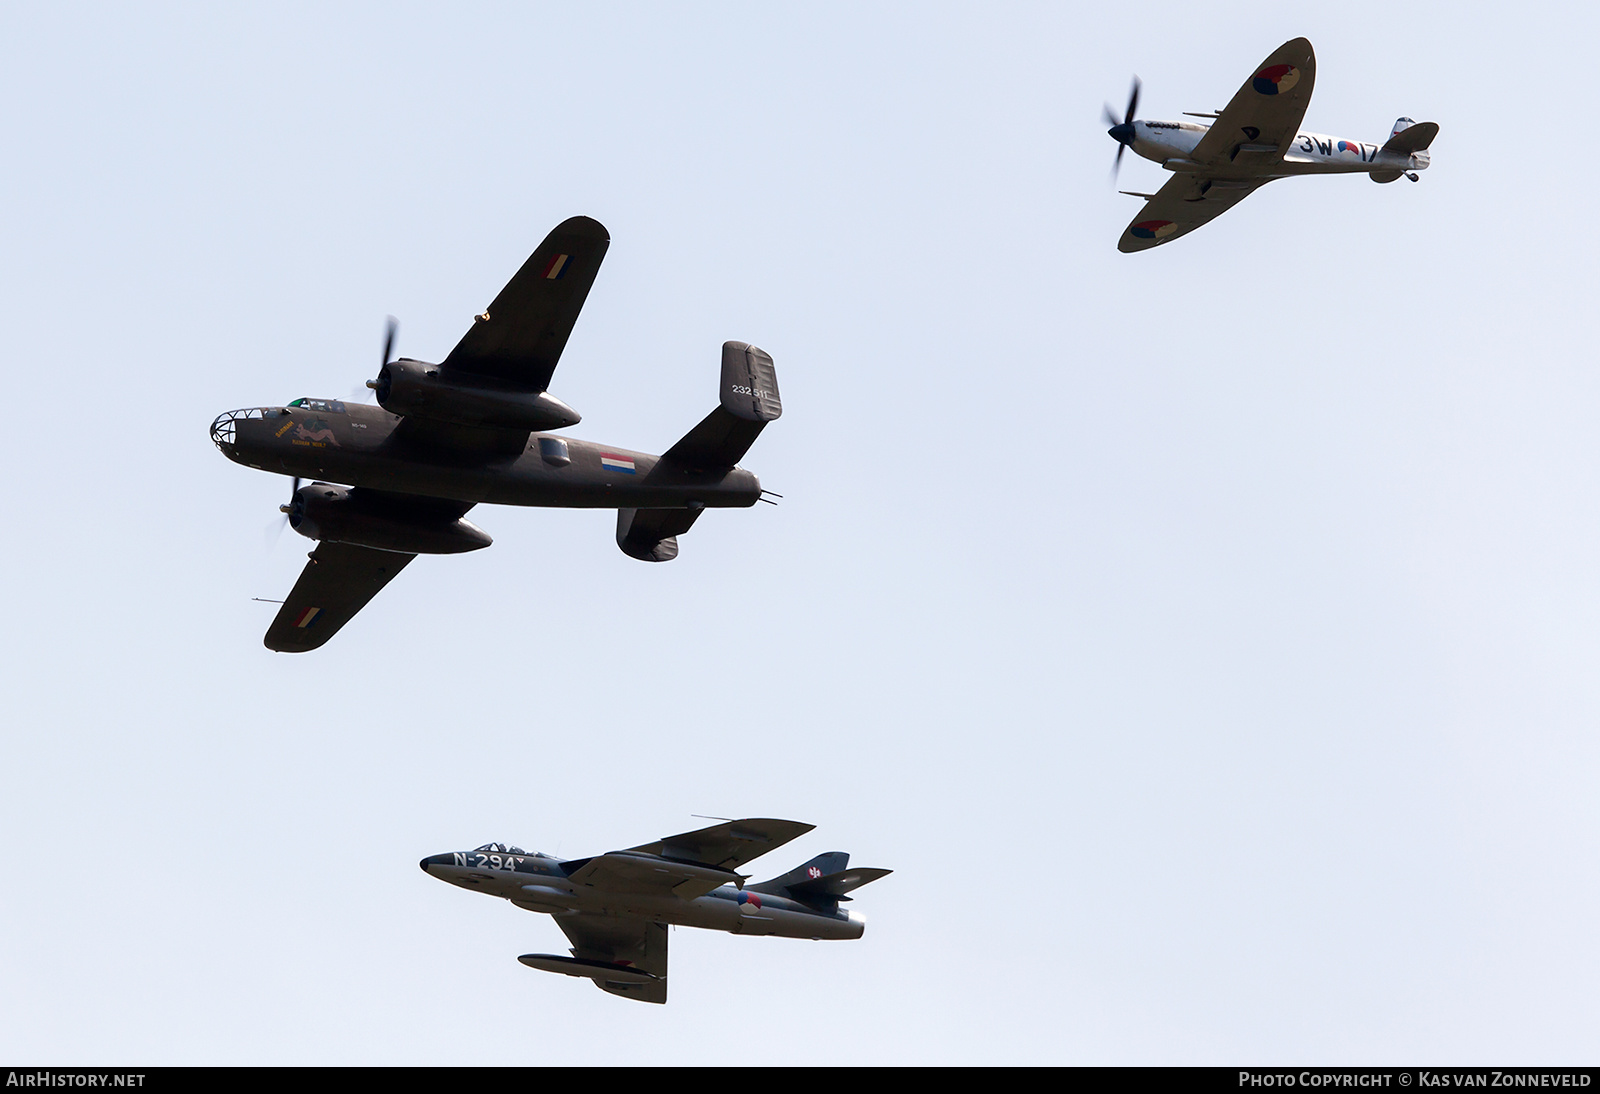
[614,341,781,563]
[660,341,782,472]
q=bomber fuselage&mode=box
[210,398,761,510]
[420,849,863,941]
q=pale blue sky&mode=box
[2,2,1596,1064]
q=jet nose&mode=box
[419,853,452,874]
[1108,123,1135,145]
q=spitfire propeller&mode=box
[1104,76,1141,181]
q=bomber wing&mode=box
[441,215,610,393]
[1117,172,1269,252]
[1188,38,1315,169]
[540,915,669,1004]
[626,817,814,871]
[263,492,475,652]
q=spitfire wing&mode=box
[1117,172,1269,253]
[626,818,815,871]
[441,215,610,392]
[262,492,476,652]
[553,915,668,1004]
[1189,38,1316,167]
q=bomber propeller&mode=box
[355,316,398,403]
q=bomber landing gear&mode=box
[1406,172,1420,182]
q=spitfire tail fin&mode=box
[1371,119,1438,183]
[1381,120,1438,155]
[748,853,892,911]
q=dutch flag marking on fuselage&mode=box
[600,453,636,474]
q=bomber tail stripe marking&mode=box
[542,253,571,280]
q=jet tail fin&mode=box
[749,852,892,911]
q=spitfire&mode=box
[211,216,783,652]
[1105,38,1439,252]
[421,819,891,1004]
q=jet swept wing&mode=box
[626,817,816,871]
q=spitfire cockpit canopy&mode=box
[288,398,347,414]
[474,843,526,854]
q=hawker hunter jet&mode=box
[211,217,782,651]
[421,818,890,1004]
[1105,38,1438,252]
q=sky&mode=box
[2,1,1598,1066]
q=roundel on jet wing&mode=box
[1131,220,1177,241]
[1252,64,1300,95]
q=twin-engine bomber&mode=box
[211,216,782,651]
[421,818,890,1004]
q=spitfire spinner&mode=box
[211,217,782,652]
[1105,38,1438,252]
[422,819,890,1004]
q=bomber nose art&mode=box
[212,216,784,652]
[422,820,890,1004]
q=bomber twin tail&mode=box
[211,216,782,652]
[1105,38,1438,251]
[422,818,890,1004]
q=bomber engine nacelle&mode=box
[369,359,582,431]
[286,483,492,554]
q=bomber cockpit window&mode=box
[288,398,347,414]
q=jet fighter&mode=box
[421,818,890,1004]
[1105,38,1438,251]
[211,216,782,651]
